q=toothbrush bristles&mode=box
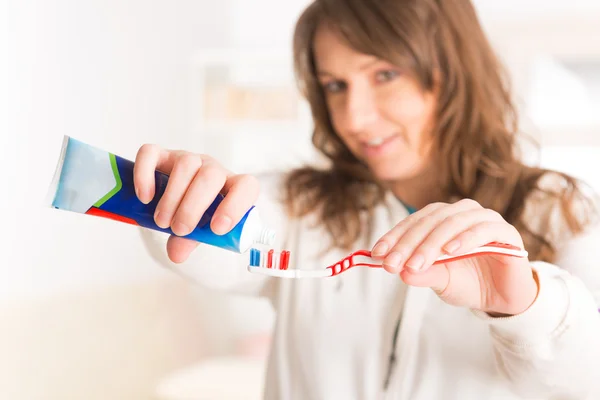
[249,248,291,270]
[281,250,290,270]
[268,249,274,268]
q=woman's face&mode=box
[313,24,437,183]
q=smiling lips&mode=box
[362,135,399,157]
[366,137,385,146]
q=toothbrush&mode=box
[246,242,528,279]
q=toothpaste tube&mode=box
[47,136,275,253]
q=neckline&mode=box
[404,204,417,214]
[400,201,417,214]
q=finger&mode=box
[372,202,446,264]
[166,235,200,264]
[376,202,447,274]
[154,153,203,229]
[171,164,226,236]
[210,174,260,235]
[134,144,166,204]
[379,199,482,273]
[400,263,450,294]
[444,221,524,257]
[406,208,505,272]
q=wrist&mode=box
[471,263,572,343]
[486,269,540,318]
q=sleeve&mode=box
[472,220,600,399]
[139,172,289,300]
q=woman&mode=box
[137,0,600,398]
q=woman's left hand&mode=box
[371,199,539,316]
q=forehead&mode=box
[313,23,380,75]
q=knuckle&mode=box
[423,202,446,212]
[238,173,258,186]
[459,198,481,208]
[419,214,438,226]
[380,232,398,246]
[485,209,504,221]
[390,242,407,254]
[137,143,159,157]
[459,228,476,240]
[400,213,417,225]
[176,153,202,172]
[237,174,260,191]
[390,220,407,234]
[199,153,216,163]
[468,221,492,236]
[444,213,462,225]
[508,223,521,238]
[202,165,227,183]
[417,245,437,259]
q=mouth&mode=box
[361,135,399,156]
[366,137,386,147]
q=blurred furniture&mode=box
[192,48,317,174]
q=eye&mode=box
[322,80,346,94]
[375,69,399,83]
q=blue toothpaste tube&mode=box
[47,136,275,253]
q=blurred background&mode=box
[3,0,600,399]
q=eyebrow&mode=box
[316,58,381,78]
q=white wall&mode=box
[230,0,310,49]
[6,0,232,299]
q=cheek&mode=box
[326,102,352,141]
[326,98,342,124]
[389,95,429,128]
[385,91,436,145]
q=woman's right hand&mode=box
[133,144,260,264]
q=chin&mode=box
[368,162,422,183]
[371,169,409,183]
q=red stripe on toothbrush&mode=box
[279,251,289,270]
[283,251,290,270]
[267,249,274,268]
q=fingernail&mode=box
[154,211,170,228]
[444,240,460,254]
[383,251,403,270]
[172,221,191,236]
[406,254,425,271]
[136,187,149,204]
[372,242,389,257]
[212,215,232,234]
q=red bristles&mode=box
[280,250,290,270]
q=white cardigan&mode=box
[143,173,600,400]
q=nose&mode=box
[342,84,379,134]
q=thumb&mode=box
[399,264,450,295]
[167,236,200,263]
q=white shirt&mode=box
[143,173,600,400]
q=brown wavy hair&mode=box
[284,0,597,261]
